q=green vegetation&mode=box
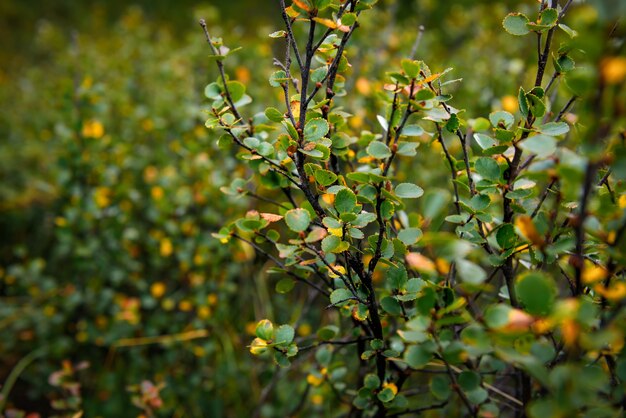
[1,0,626,417]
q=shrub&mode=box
[207,0,626,416]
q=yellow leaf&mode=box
[582,261,608,284]
[249,338,268,355]
[290,100,301,120]
[515,215,544,246]
[328,227,343,237]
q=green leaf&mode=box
[467,387,489,404]
[335,188,357,213]
[401,59,421,78]
[503,13,530,36]
[401,125,425,136]
[471,117,491,131]
[558,23,578,38]
[265,107,284,122]
[539,8,558,27]
[515,272,556,315]
[276,278,295,294]
[226,80,245,102]
[398,228,423,245]
[341,12,357,26]
[314,169,338,186]
[430,375,451,400]
[317,325,339,340]
[284,208,311,232]
[473,133,497,150]
[474,157,500,182]
[445,114,460,133]
[539,122,569,136]
[364,373,380,389]
[387,265,408,289]
[269,70,288,87]
[527,93,546,118]
[456,259,486,285]
[304,118,330,142]
[496,224,517,249]
[322,235,348,253]
[255,319,273,340]
[458,371,481,391]
[330,288,353,306]
[204,82,221,99]
[377,387,396,403]
[367,141,392,159]
[489,110,515,129]
[268,30,286,38]
[380,296,402,315]
[519,134,557,158]
[518,87,529,117]
[404,345,432,369]
[311,66,328,83]
[395,183,424,199]
[485,304,511,328]
[275,324,295,344]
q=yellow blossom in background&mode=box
[141,118,154,131]
[81,119,105,138]
[355,77,371,95]
[311,394,324,405]
[618,194,626,209]
[501,95,518,114]
[160,238,173,257]
[235,66,251,83]
[94,186,112,208]
[150,282,166,298]
[144,166,159,183]
[178,300,193,312]
[601,56,626,84]
[151,186,164,200]
[307,373,324,386]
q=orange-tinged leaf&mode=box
[418,73,441,85]
[292,0,311,11]
[594,282,626,302]
[504,308,534,332]
[285,6,300,18]
[260,213,284,223]
[312,17,350,32]
[290,100,301,119]
[561,318,579,348]
[406,253,436,273]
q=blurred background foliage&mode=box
[0,0,623,416]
